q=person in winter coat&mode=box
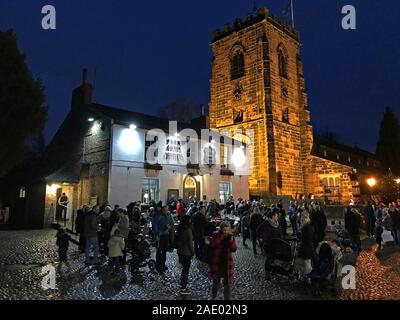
[207,199,218,218]
[56,228,71,270]
[176,215,195,294]
[375,218,384,250]
[107,229,125,274]
[390,205,400,248]
[112,209,129,264]
[298,209,316,277]
[210,221,237,300]
[249,208,263,255]
[363,201,376,237]
[176,199,186,220]
[256,208,282,279]
[241,211,251,248]
[84,205,100,266]
[75,205,89,253]
[310,202,327,247]
[192,206,208,259]
[344,206,362,253]
[99,206,112,255]
[277,203,287,236]
[153,205,174,273]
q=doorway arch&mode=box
[183,175,200,203]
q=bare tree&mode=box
[158,98,198,123]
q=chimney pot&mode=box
[82,68,88,84]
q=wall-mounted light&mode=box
[174,133,180,137]
[232,147,246,167]
[46,184,60,196]
[129,124,137,130]
[91,121,101,134]
[88,117,95,122]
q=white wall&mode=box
[108,124,250,207]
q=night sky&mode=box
[1,0,399,152]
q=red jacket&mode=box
[176,201,186,217]
[210,231,237,285]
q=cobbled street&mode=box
[0,229,399,300]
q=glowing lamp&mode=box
[367,178,376,187]
[232,147,246,168]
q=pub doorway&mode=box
[183,175,200,203]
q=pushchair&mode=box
[336,229,351,248]
[128,233,156,274]
[307,242,336,297]
[269,237,300,283]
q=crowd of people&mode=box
[54,195,400,299]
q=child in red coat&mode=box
[210,221,237,300]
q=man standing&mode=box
[249,208,263,255]
[192,205,208,259]
[363,201,375,237]
[153,205,174,273]
[84,205,100,266]
[57,192,69,221]
[345,206,362,253]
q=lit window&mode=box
[348,156,351,163]
[323,150,328,157]
[337,154,340,160]
[19,187,26,198]
[142,178,160,204]
[219,182,232,204]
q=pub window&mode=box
[19,186,26,198]
[220,143,228,168]
[277,45,288,78]
[142,178,160,204]
[230,48,245,80]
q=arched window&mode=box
[277,45,288,78]
[231,48,245,80]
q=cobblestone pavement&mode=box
[0,229,399,300]
[341,237,400,300]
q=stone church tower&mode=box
[209,7,313,198]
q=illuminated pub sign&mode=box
[164,138,184,163]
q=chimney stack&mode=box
[71,68,93,108]
[82,68,88,84]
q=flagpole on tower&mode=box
[291,0,295,28]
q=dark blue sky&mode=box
[1,0,399,152]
